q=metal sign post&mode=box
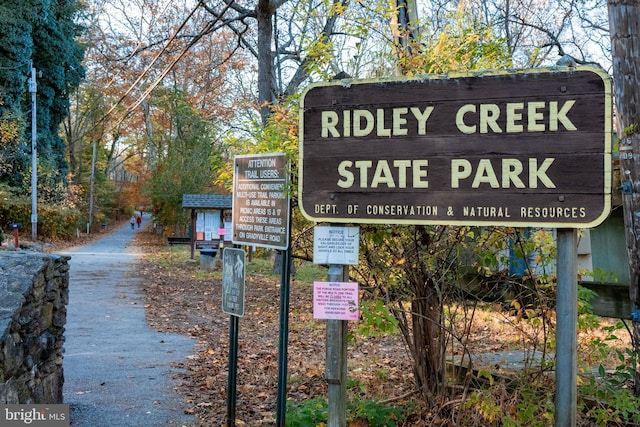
[226,315,239,427]
[275,235,292,427]
[29,65,38,242]
[325,265,350,427]
[555,229,578,427]
[222,247,246,427]
[311,226,360,427]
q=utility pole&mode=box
[608,0,640,394]
[88,136,97,232]
[28,63,38,242]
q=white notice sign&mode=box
[313,226,359,265]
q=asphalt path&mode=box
[60,215,195,426]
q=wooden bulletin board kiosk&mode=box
[182,194,233,260]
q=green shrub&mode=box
[285,397,405,427]
[350,399,405,426]
[37,204,84,239]
[0,193,83,240]
[286,397,327,427]
[579,321,640,425]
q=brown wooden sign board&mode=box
[299,67,612,228]
[232,153,290,249]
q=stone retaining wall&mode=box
[0,251,70,404]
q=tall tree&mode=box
[0,0,34,188]
[143,88,226,230]
[0,0,86,198]
[199,0,355,124]
[421,0,610,67]
[608,0,640,394]
[81,0,244,176]
[356,11,512,401]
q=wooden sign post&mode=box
[312,226,360,427]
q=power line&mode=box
[112,0,235,127]
[76,1,236,139]
[90,0,174,100]
[103,1,203,121]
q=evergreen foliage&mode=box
[0,0,86,198]
[0,1,33,187]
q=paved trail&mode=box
[61,216,195,426]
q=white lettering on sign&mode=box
[455,101,577,134]
[321,107,435,138]
[450,158,556,189]
[335,157,556,190]
[520,206,587,218]
[337,159,429,189]
[463,206,511,217]
[319,101,577,138]
[247,158,276,168]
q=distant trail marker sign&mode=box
[299,67,612,228]
[222,247,246,317]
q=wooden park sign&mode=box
[299,67,612,228]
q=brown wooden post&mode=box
[190,208,196,260]
[326,264,348,427]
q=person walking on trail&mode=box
[136,215,142,228]
[130,216,136,229]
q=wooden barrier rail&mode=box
[167,237,191,245]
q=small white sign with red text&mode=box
[313,281,359,320]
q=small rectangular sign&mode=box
[222,247,246,317]
[1,405,69,426]
[313,226,360,265]
[232,153,291,249]
[313,281,359,320]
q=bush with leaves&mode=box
[286,396,406,427]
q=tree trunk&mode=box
[410,280,444,403]
[256,0,274,125]
[607,0,640,394]
[391,4,449,403]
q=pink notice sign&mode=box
[313,281,359,321]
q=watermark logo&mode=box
[1,405,69,426]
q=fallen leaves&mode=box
[133,230,413,425]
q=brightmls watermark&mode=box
[1,405,69,426]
